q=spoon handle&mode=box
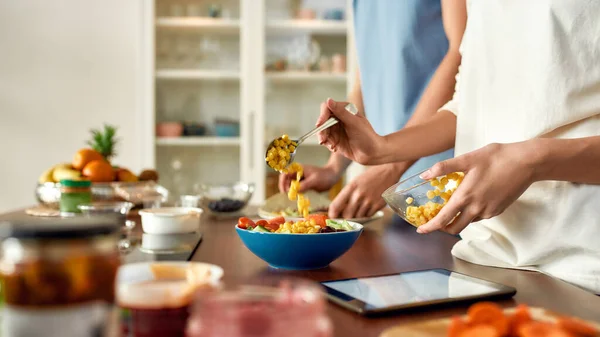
[297,117,338,145]
[296,103,359,145]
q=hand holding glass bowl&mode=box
[382,171,464,228]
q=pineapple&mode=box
[87,124,119,161]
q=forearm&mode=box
[326,66,364,175]
[374,110,457,165]
[405,51,462,128]
[390,49,462,170]
[532,136,600,184]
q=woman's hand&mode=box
[278,164,340,194]
[416,142,541,235]
[316,98,385,165]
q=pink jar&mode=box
[297,8,316,20]
[331,54,346,73]
[156,122,183,138]
[186,278,332,337]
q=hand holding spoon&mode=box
[265,103,358,171]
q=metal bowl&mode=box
[35,181,169,209]
[196,182,254,215]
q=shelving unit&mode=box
[266,19,347,35]
[156,17,240,33]
[157,137,241,146]
[266,71,346,83]
[155,70,240,80]
[143,0,355,203]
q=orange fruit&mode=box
[82,160,115,182]
[116,168,138,182]
[73,149,104,171]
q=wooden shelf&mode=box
[156,137,241,146]
[266,19,347,35]
[156,17,240,33]
[155,70,240,80]
[266,71,347,83]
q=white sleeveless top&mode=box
[440,0,600,293]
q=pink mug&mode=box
[297,8,316,20]
[156,122,183,138]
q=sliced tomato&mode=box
[237,217,255,229]
[268,216,285,226]
[306,214,328,228]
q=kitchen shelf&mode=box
[155,70,240,80]
[156,17,240,33]
[266,71,347,83]
[156,137,241,146]
[266,19,347,35]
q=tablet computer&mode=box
[321,269,516,315]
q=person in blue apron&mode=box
[279,0,466,219]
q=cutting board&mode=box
[380,307,600,337]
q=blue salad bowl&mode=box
[235,220,363,270]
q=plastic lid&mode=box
[60,179,92,187]
[0,216,119,239]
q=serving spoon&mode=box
[265,103,358,170]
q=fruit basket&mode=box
[36,124,167,209]
[36,181,169,209]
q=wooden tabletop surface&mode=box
[191,210,600,337]
[2,207,599,337]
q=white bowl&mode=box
[141,233,200,253]
[116,261,223,308]
[139,207,203,234]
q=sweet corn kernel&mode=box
[403,172,463,227]
[406,197,414,204]
[266,134,296,172]
[426,190,435,199]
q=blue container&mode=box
[214,123,240,137]
[323,9,344,21]
[235,222,363,270]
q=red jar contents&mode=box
[116,263,223,337]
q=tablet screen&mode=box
[322,269,509,310]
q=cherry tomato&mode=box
[237,217,255,230]
[306,214,328,228]
[255,219,269,226]
[268,216,285,226]
[263,221,281,232]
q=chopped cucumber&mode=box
[340,220,354,231]
[326,219,343,229]
[253,225,270,233]
[326,219,354,231]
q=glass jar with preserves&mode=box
[59,179,92,214]
[186,277,332,337]
[0,216,121,337]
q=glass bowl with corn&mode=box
[382,171,464,228]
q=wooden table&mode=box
[190,210,600,337]
[3,208,600,337]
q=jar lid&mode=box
[0,216,119,239]
[60,179,92,187]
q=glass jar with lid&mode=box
[0,216,121,337]
[59,179,92,214]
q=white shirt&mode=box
[441,0,600,293]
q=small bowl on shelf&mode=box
[197,182,254,216]
[381,171,461,228]
[183,122,207,136]
[214,119,240,137]
[156,122,183,138]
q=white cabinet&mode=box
[142,0,356,204]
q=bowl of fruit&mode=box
[196,182,254,216]
[36,124,167,208]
